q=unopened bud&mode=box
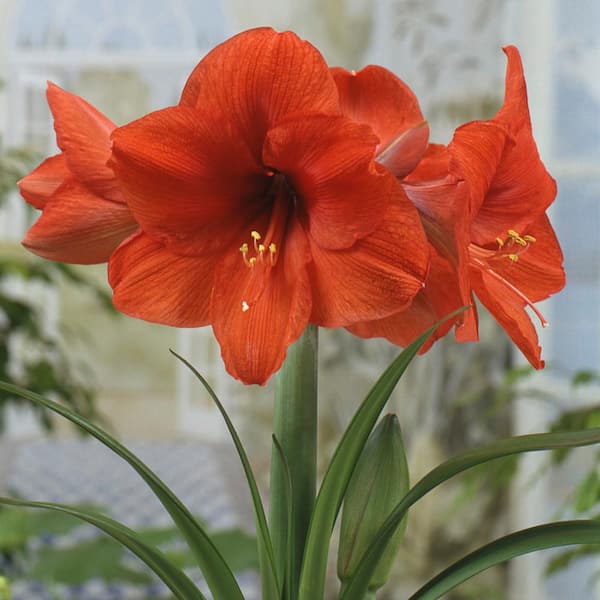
[337,414,409,591]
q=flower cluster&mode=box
[19,28,564,385]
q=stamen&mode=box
[470,255,549,328]
[524,235,536,243]
[251,230,261,252]
[496,237,504,249]
[248,257,257,267]
[508,254,519,262]
[269,243,277,265]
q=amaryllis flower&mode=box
[19,83,137,263]
[107,27,429,385]
[350,46,565,369]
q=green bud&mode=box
[0,576,11,600]
[337,413,409,592]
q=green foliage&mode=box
[0,505,257,589]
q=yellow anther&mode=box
[258,243,266,253]
[507,229,519,239]
[239,243,249,254]
[251,231,261,240]
[496,237,504,248]
[523,234,536,243]
[269,243,277,253]
[508,253,519,262]
[514,237,528,247]
[248,257,257,267]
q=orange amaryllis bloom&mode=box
[351,46,565,368]
[330,65,430,178]
[107,28,429,385]
[19,83,137,264]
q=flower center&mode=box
[469,228,548,328]
[237,173,292,312]
[493,229,537,263]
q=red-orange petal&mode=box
[108,231,214,327]
[348,248,463,351]
[22,180,137,264]
[404,143,450,182]
[470,263,545,369]
[331,65,425,154]
[47,82,121,202]
[180,28,340,155]
[483,213,565,304]
[308,192,429,327]
[263,113,389,250]
[211,217,312,385]
[18,154,69,209]
[110,106,265,253]
[461,47,556,245]
[376,120,430,178]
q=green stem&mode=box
[270,324,318,599]
[340,580,376,600]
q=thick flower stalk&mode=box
[345,46,565,368]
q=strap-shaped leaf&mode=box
[298,309,466,600]
[170,352,281,600]
[409,520,600,600]
[272,434,294,600]
[341,427,600,599]
[0,381,243,600]
[0,496,205,600]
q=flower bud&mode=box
[337,413,409,591]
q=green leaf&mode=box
[170,352,280,600]
[341,427,600,599]
[0,497,204,600]
[0,505,90,551]
[272,434,294,600]
[30,537,152,585]
[298,309,467,600]
[0,380,243,600]
[408,521,600,600]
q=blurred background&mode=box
[0,0,599,598]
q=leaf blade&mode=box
[170,351,281,600]
[0,496,205,600]
[341,427,600,598]
[0,380,243,600]
[298,309,466,600]
[408,521,600,600]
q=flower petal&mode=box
[405,143,450,182]
[482,214,565,303]
[470,263,545,369]
[109,231,214,326]
[211,218,312,385]
[453,46,557,245]
[376,121,430,178]
[180,28,340,154]
[22,180,137,264]
[18,154,69,209]
[110,106,265,252]
[308,192,429,327]
[263,113,389,250]
[47,82,121,202]
[330,65,425,154]
[348,248,463,347]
